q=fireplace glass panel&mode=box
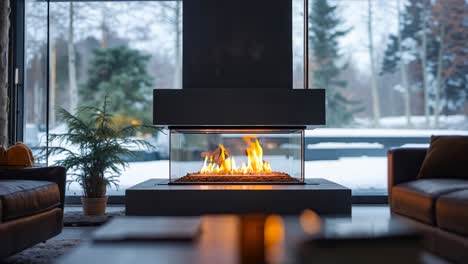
[170,129,304,184]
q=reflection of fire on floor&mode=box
[174,173,301,183]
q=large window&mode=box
[23,0,467,196]
[303,0,467,194]
[24,0,181,195]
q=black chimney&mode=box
[183,0,292,88]
[153,0,325,128]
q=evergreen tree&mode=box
[381,35,401,75]
[309,0,362,127]
[381,0,434,126]
[382,0,467,121]
[381,0,427,76]
[80,46,154,124]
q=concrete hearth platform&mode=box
[125,178,351,216]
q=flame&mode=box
[199,135,273,175]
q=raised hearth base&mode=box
[125,178,351,216]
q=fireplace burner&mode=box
[169,128,304,184]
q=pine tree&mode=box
[381,0,426,127]
[381,0,427,77]
[80,46,154,124]
[380,0,431,127]
[382,0,467,127]
[309,0,362,127]
[381,35,400,74]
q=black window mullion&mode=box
[8,0,25,145]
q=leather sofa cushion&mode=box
[418,136,468,179]
[391,179,468,224]
[436,190,468,236]
[0,208,63,258]
[0,180,60,221]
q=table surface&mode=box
[57,215,419,264]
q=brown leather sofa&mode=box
[0,166,66,259]
[388,147,468,263]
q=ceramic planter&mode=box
[81,196,108,216]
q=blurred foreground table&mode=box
[57,215,422,264]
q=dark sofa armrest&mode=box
[387,147,427,198]
[0,166,67,209]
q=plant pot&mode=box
[81,196,108,216]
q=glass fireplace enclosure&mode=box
[169,129,304,184]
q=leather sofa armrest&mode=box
[0,166,67,209]
[387,147,427,199]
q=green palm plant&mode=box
[47,98,154,198]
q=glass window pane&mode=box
[24,0,467,197]
[46,1,182,195]
[307,0,468,195]
[24,0,48,158]
[293,0,305,88]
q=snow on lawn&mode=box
[306,127,468,138]
[307,142,384,149]
[305,157,387,193]
[355,115,467,130]
[67,160,169,196]
[67,157,388,195]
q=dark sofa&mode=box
[388,147,468,263]
[0,166,66,259]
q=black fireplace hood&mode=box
[152,0,325,129]
[153,88,325,129]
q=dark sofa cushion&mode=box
[0,208,63,258]
[418,136,468,179]
[0,180,60,221]
[436,190,468,236]
[391,179,468,224]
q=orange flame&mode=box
[199,135,273,175]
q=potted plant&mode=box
[47,98,153,216]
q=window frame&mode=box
[9,0,25,144]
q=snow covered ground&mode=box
[66,157,388,196]
[305,157,387,194]
[355,115,467,130]
[306,127,468,138]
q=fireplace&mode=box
[169,128,304,184]
[126,0,351,216]
[153,88,324,185]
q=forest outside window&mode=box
[22,0,467,196]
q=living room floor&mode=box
[52,205,450,264]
